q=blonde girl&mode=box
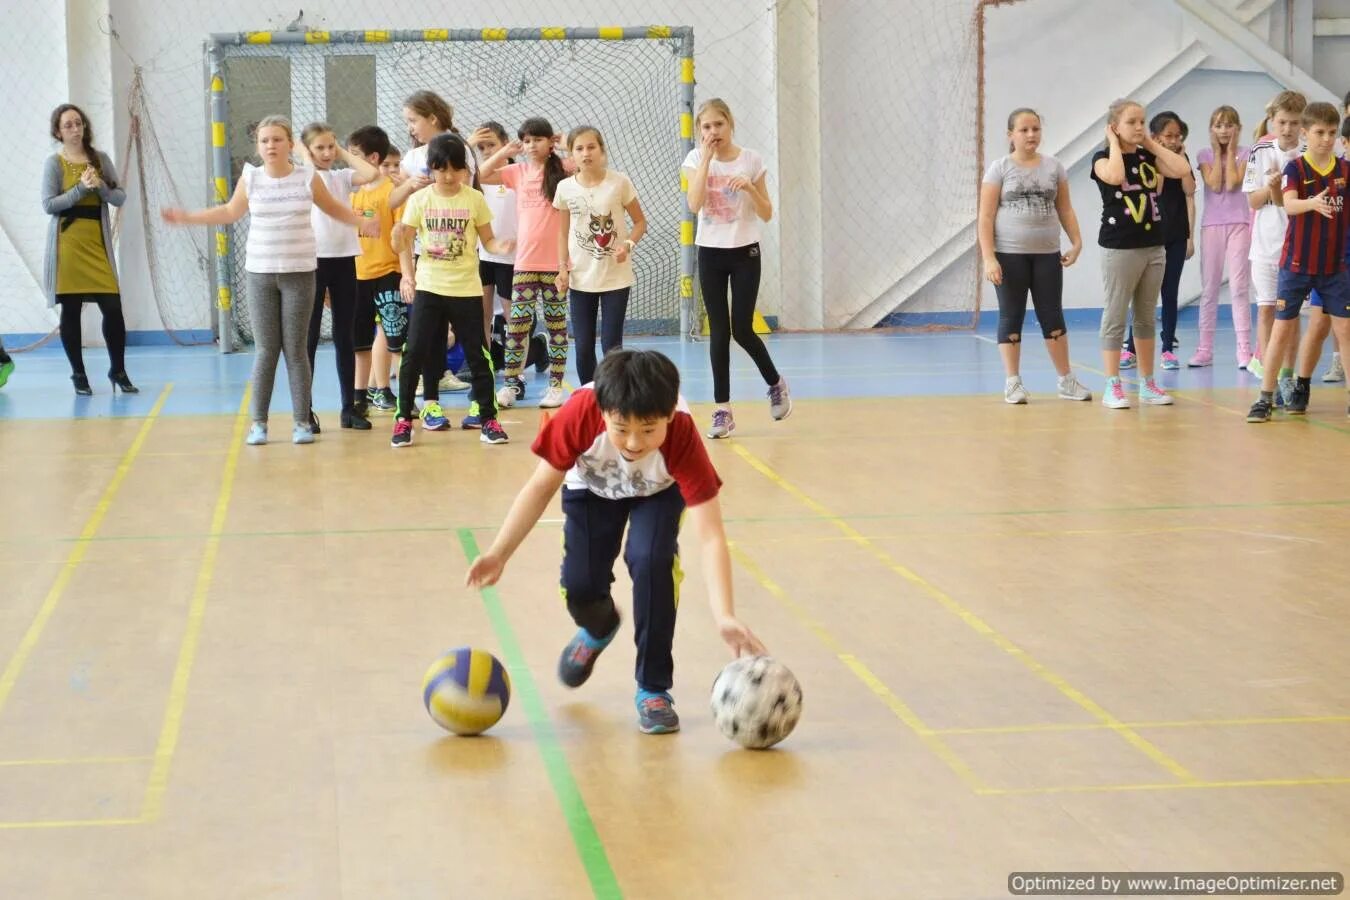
[162,116,370,445]
[682,98,789,439]
[1090,99,1192,409]
[1190,106,1252,367]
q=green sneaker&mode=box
[0,359,12,389]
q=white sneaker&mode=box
[1004,378,1029,404]
[1056,372,1092,401]
[1102,376,1130,409]
[495,385,517,408]
[538,385,565,408]
[1322,352,1344,383]
[439,372,470,392]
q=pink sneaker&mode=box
[1187,349,1213,368]
[1160,351,1180,370]
[1119,349,1137,369]
[1237,342,1252,370]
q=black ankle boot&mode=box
[341,407,372,430]
[71,373,93,396]
[109,372,139,394]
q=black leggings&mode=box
[57,293,127,376]
[397,291,495,423]
[569,287,630,385]
[1126,236,1186,354]
[993,252,1066,343]
[306,256,359,413]
[699,243,779,405]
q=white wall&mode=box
[4,0,1346,341]
[900,0,1339,318]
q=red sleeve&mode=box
[500,163,522,191]
[661,413,722,506]
[531,389,604,471]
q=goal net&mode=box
[210,28,693,347]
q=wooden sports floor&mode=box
[1,328,1348,899]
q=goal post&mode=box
[206,26,696,352]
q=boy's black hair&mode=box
[593,350,680,420]
[347,125,391,162]
[426,132,470,172]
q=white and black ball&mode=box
[710,656,802,749]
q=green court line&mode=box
[2,495,1349,550]
[455,529,621,900]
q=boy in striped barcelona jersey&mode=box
[1248,102,1350,421]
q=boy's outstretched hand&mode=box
[717,615,767,658]
[465,553,504,588]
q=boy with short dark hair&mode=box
[347,125,403,412]
[465,348,766,734]
[1248,102,1350,421]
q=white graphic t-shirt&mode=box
[681,147,766,248]
[552,170,638,293]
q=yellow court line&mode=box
[730,442,1197,784]
[0,385,173,721]
[140,388,249,824]
[0,755,151,767]
[0,817,143,830]
[728,543,988,793]
[935,714,1350,736]
[978,776,1350,797]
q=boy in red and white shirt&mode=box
[466,349,765,734]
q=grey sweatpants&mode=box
[246,270,316,425]
[1099,246,1165,350]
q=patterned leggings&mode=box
[505,271,567,387]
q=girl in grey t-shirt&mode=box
[977,108,1090,404]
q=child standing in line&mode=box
[477,117,573,410]
[1121,112,1195,371]
[682,99,790,439]
[1243,91,1307,398]
[553,126,648,386]
[1091,99,1192,409]
[1247,102,1350,422]
[299,122,380,431]
[465,349,767,735]
[977,107,1091,403]
[162,115,370,445]
[1190,106,1252,368]
[347,126,404,415]
[391,133,513,447]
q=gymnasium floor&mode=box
[1,320,1348,899]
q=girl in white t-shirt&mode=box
[682,99,788,439]
[162,115,370,446]
[553,126,648,385]
[299,122,379,432]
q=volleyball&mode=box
[710,656,803,750]
[422,647,512,736]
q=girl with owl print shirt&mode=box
[553,126,648,385]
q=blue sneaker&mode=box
[462,399,482,429]
[636,690,680,734]
[1138,377,1173,406]
[420,401,449,431]
[557,619,619,688]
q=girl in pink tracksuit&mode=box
[1190,105,1252,368]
